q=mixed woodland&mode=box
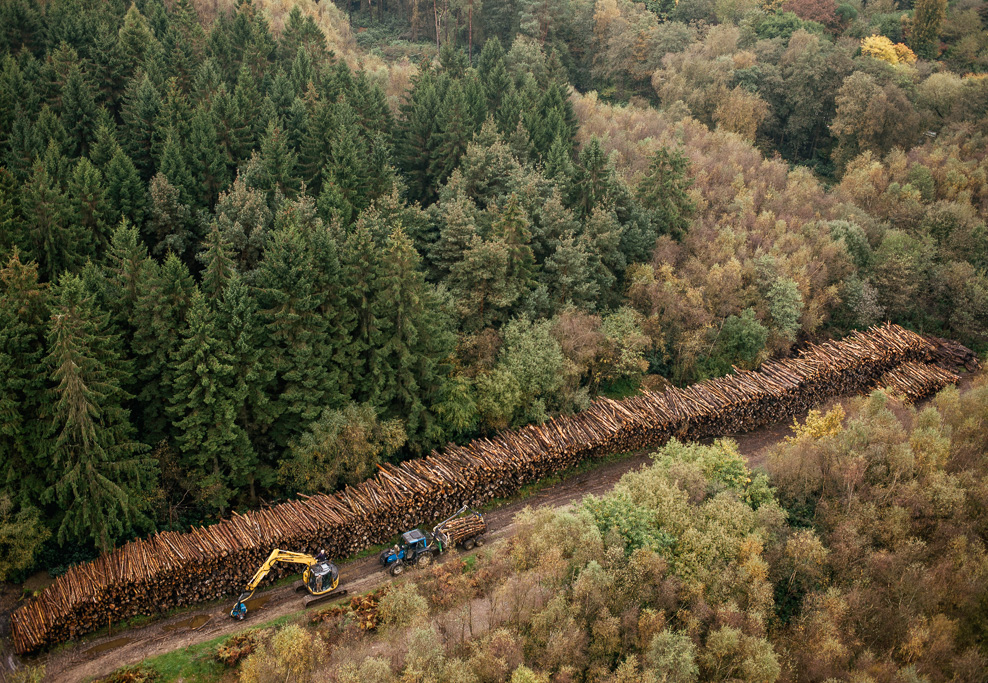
[227,384,988,683]
[0,0,987,587]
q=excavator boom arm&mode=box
[245,549,317,591]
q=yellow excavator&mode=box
[230,549,346,620]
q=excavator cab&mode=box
[304,561,340,596]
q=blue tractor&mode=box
[379,529,442,576]
[379,507,487,576]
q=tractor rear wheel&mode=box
[416,552,433,567]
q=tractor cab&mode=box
[303,561,340,596]
[402,529,428,555]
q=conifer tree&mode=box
[342,223,386,404]
[67,157,109,255]
[375,227,455,447]
[635,146,695,240]
[146,173,195,260]
[131,254,194,443]
[255,224,330,452]
[158,132,195,206]
[44,274,153,551]
[396,72,441,203]
[117,3,158,82]
[103,220,150,340]
[60,64,98,157]
[258,119,299,201]
[431,80,473,187]
[544,232,600,310]
[104,147,146,228]
[187,106,230,208]
[216,272,271,497]
[198,221,236,300]
[89,109,121,171]
[0,252,50,508]
[448,235,515,331]
[120,75,162,180]
[167,289,249,514]
[492,193,536,296]
[17,162,86,281]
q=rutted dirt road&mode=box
[13,379,970,682]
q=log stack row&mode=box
[10,324,977,654]
[879,361,961,403]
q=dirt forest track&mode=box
[24,374,979,683]
[35,419,787,683]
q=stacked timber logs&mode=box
[923,334,982,372]
[435,514,487,546]
[10,324,976,654]
[879,362,961,402]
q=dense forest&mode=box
[0,0,986,580]
[230,384,988,683]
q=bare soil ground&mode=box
[4,376,976,682]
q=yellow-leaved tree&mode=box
[861,34,917,65]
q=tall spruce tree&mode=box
[131,253,194,443]
[0,252,50,508]
[375,227,455,448]
[44,274,153,551]
[167,289,250,514]
[216,273,271,498]
[255,223,330,452]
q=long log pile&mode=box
[10,324,978,654]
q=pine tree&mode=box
[198,221,236,301]
[103,220,150,340]
[89,109,121,171]
[44,273,154,551]
[146,172,196,260]
[431,80,473,187]
[544,232,600,310]
[118,3,158,81]
[492,193,536,296]
[317,97,368,224]
[187,106,230,208]
[255,224,330,452]
[342,223,387,404]
[0,252,50,508]
[635,146,695,240]
[258,119,299,201]
[396,72,441,203]
[448,234,515,331]
[17,162,86,281]
[573,135,615,217]
[375,227,455,448]
[210,83,250,169]
[131,254,194,444]
[430,192,482,278]
[157,132,195,206]
[167,289,250,514]
[120,75,162,180]
[59,64,98,157]
[216,273,270,498]
[67,157,109,256]
[104,147,146,228]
